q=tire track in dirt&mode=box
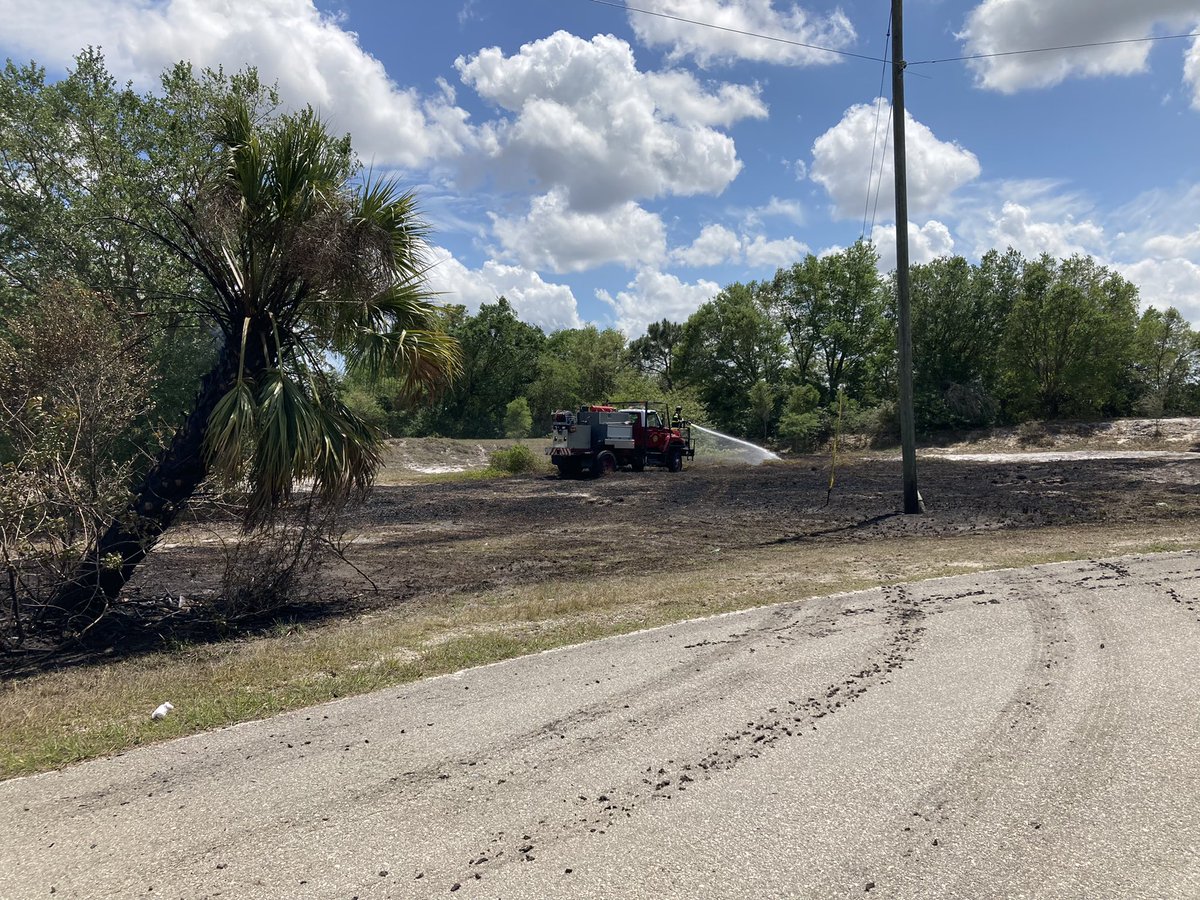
[438,584,934,895]
[859,558,1143,897]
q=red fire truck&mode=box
[547,402,695,477]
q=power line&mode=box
[586,0,887,64]
[909,29,1200,66]
[868,105,892,239]
[861,12,893,240]
[585,1,1200,72]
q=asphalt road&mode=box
[4,552,1200,899]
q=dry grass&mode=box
[2,523,1197,781]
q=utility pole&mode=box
[891,0,921,514]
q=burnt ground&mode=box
[139,453,1200,606]
[5,451,1199,677]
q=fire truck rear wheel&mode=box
[666,448,683,472]
[593,451,617,477]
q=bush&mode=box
[503,397,533,438]
[339,386,388,431]
[0,287,154,641]
[208,498,345,625]
[778,409,827,451]
[488,444,542,474]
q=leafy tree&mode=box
[526,325,628,426]
[907,249,1020,429]
[769,240,891,405]
[559,325,629,401]
[676,281,786,435]
[628,319,684,390]
[424,298,545,437]
[1000,254,1138,419]
[503,397,534,438]
[52,97,459,621]
[747,379,777,441]
[1132,307,1200,416]
[777,384,825,451]
[0,51,278,428]
[526,354,582,431]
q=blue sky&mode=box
[3,0,1200,332]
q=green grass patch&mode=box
[2,527,1196,780]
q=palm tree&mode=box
[53,101,459,623]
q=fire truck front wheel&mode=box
[592,451,618,477]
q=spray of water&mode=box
[692,423,781,465]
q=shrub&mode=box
[0,287,154,641]
[503,397,533,438]
[208,498,345,625]
[778,409,827,451]
[488,444,542,474]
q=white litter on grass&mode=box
[151,702,174,720]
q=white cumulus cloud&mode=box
[490,190,667,273]
[1144,227,1200,258]
[1119,258,1200,322]
[811,100,981,220]
[959,0,1200,94]
[671,224,808,268]
[456,30,764,212]
[425,245,582,333]
[744,235,808,267]
[1187,35,1200,108]
[743,195,805,228]
[673,224,744,267]
[981,202,1106,259]
[597,269,720,336]
[1121,217,1200,322]
[625,0,856,67]
[870,221,956,272]
[0,0,472,170]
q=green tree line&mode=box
[345,241,1199,447]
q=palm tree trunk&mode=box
[50,336,260,625]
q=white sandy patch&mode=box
[928,450,1198,463]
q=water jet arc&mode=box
[692,424,781,465]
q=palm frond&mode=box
[346,322,461,400]
[247,368,315,514]
[168,98,460,524]
[203,380,256,484]
[354,179,430,283]
[309,391,382,503]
